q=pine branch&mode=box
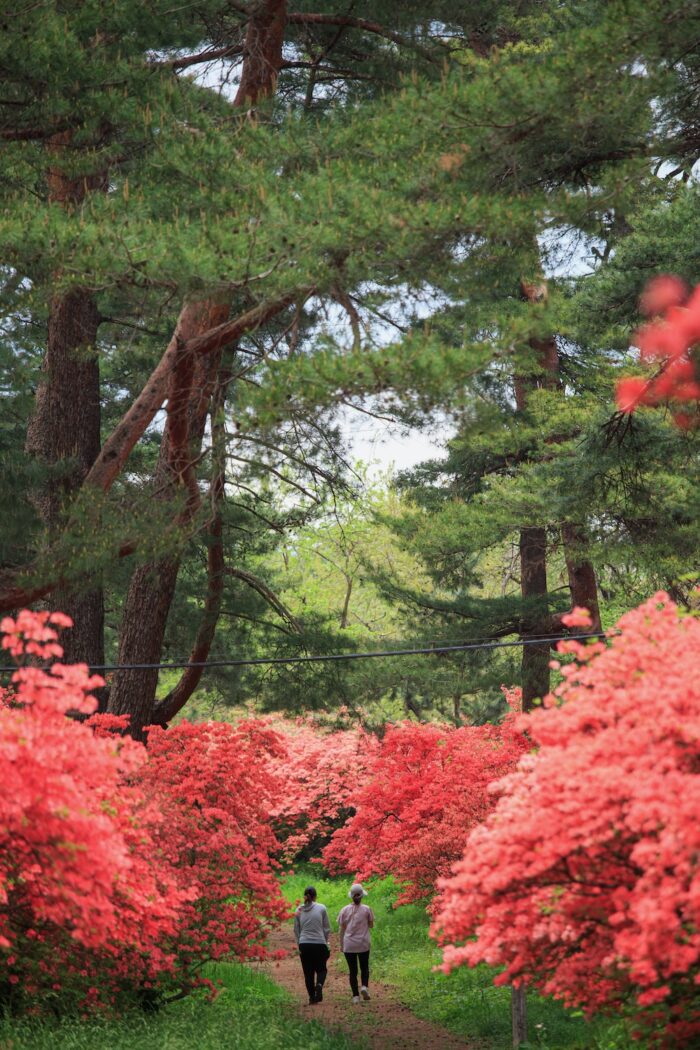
[226,566,302,633]
[286,12,440,63]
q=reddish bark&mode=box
[83,293,298,495]
[561,522,602,634]
[235,0,287,107]
[107,299,229,739]
[110,2,294,737]
[151,369,229,727]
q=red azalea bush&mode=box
[0,612,289,1015]
[433,595,700,1047]
[0,611,188,1014]
[141,718,290,977]
[322,716,528,905]
[268,717,378,861]
[616,275,700,427]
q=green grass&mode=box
[0,962,361,1050]
[282,869,639,1050]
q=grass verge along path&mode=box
[0,962,358,1050]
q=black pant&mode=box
[299,943,329,1001]
[343,950,370,997]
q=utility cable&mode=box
[0,632,608,675]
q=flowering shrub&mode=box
[433,595,700,1047]
[141,719,290,976]
[616,275,700,428]
[0,611,188,1013]
[268,717,378,861]
[322,717,527,905]
[0,612,288,1015]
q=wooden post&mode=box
[511,984,528,1048]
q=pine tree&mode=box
[2,0,700,742]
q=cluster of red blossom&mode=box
[320,708,528,905]
[266,716,379,861]
[5,596,700,1045]
[616,275,700,428]
[0,611,288,1015]
[432,596,700,1047]
[0,607,530,1016]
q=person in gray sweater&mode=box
[293,886,331,1004]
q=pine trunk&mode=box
[107,300,228,739]
[519,525,550,712]
[25,136,106,668]
[112,0,289,737]
[515,280,558,713]
[108,558,181,740]
[25,280,104,669]
[235,0,287,106]
[561,522,602,633]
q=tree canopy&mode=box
[1,0,699,732]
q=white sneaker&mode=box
[361,987,370,1001]
[352,996,360,1004]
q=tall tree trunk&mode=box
[107,300,228,739]
[110,0,289,738]
[515,279,558,713]
[25,136,106,668]
[151,367,229,727]
[518,525,550,712]
[561,522,602,633]
[234,0,287,107]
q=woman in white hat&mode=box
[337,882,374,1003]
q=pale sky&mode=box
[341,407,445,477]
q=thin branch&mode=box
[157,44,245,71]
[226,566,302,632]
[332,284,363,349]
[280,61,375,81]
[286,12,439,63]
[235,432,339,484]
[339,397,401,425]
[227,452,322,503]
[1,121,72,141]
[218,607,297,636]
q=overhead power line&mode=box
[0,633,607,675]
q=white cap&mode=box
[349,882,367,898]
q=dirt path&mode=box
[257,928,479,1050]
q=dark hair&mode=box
[304,886,317,899]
